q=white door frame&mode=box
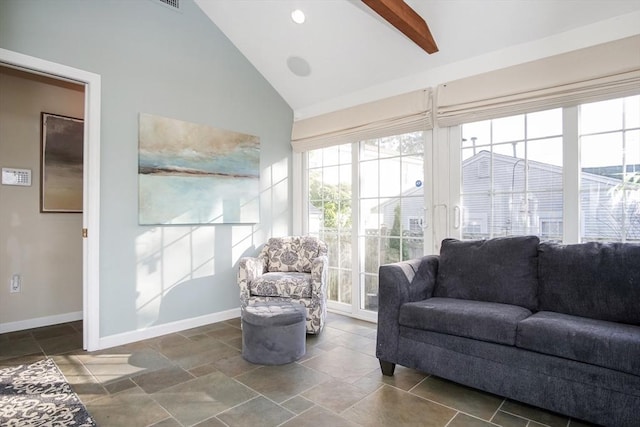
[0,48,101,351]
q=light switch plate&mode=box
[2,168,32,186]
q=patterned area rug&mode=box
[0,358,96,426]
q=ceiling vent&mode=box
[155,0,180,11]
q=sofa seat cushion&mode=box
[434,236,540,310]
[516,311,640,376]
[399,297,532,345]
[251,272,312,298]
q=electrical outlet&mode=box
[10,274,21,293]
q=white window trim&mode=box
[292,151,304,235]
[563,106,581,243]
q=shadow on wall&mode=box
[153,243,258,325]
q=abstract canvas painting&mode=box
[138,113,260,224]
[40,113,84,213]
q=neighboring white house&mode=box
[461,151,640,242]
[376,150,640,247]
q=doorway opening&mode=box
[0,48,101,351]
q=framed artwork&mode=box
[138,113,260,225]
[40,113,84,213]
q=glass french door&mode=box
[307,131,426,319]
[308,144,353,307]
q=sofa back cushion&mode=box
[538,242,640,325]
[434,236,540,310]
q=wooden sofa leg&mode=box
[379,360,396,376]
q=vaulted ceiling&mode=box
[194,0,640,120]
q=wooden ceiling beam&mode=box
[362,0,438,54]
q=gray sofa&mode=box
[376,236,640,427]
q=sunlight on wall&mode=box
[266,157,290,237]
[131,155,292,329]
[231,225,256,265]
[135,226,216,328]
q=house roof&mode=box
[464,150,625,186]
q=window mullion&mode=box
[563,106,580,243]
[448,126,462,240]
[622,128,629,242]
[423,130,434,254]
[352,142,361,315]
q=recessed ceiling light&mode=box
[291,9,305,24]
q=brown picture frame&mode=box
[40,112,84,213]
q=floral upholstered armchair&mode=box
[238,236,328,334]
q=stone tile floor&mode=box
[0,313,598,427]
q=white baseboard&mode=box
[0,311,83,334]
[97,307,241,350]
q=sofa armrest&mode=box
[238,256,265,308]
[376,255,439,365]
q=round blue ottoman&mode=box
[241,301,306,365]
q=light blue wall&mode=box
[0,0,293,336]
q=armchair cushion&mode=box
[251,272,313,299]
[266,236,327,273]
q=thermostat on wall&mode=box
[2,168,32,186]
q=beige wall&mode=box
[0,66,84,329]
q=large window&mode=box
[460,95,640,243]
[307,131,426,316]
[580,96,640,242]
[461,109,563,241]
